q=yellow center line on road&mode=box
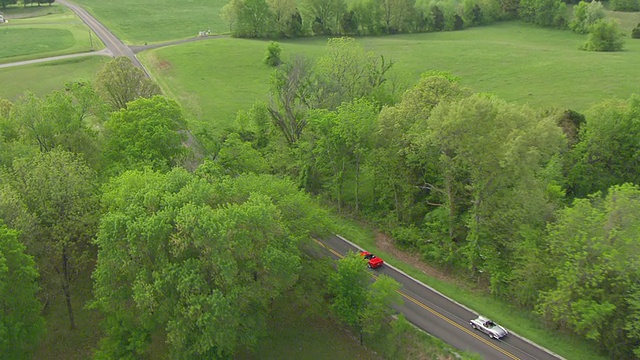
[312,238,520,360]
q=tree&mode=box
[424,94,564,293]
[633,22,640,39]
[379,0,417,33]
[301,0,347,35]
[0,222,44,360]
[1,0,17,9]
[8,87,104,168]
[94,56,161,110]
[103,96,188,174]
[315,37,393,110]
[518,0,567,28]
[92,167,330,359]
[328,254,402,344]
[223,0,274,38]
[361,274,402,335]
[569,1,605,34]
[4,150,99,330]
[309,99,376,212]
[266,0,297,36]
[567,96,640,197]
[583,18,625,52]
[352,0,384,35]
[537,184,640,358]
[611,0,640,11]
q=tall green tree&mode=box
[315,37,393,110]
[3,149,99,330]
[537,183,640,358]
[567,96,640,197]
[0,222,44,360]
[328,253,402,343]
[94,57,161,110]
[424,95,564,293]
[93,167,330,359]
[222,0,275,38]
[309,99,376,212]
[569,1,605,34]
[103,95,188,175]
[302,0,347,34]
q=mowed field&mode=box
[0,56,109,101]
[140,20,640,131]
[0,5,103,64]
[71,0,229,44]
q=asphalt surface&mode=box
[315,235,566,360]
[56,0,142,69]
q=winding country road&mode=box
[315,235,566,360]
[57,0,143,69]
[1,0,220,72]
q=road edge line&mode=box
[335,234,567,360]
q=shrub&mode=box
[633,23,640,39]
[583,19,625,52]
[264,41,282,67]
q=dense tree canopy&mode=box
[0,222,44,360]
[92,167,331,359]
[1,149,99,330]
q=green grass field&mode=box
[141,21,640,132]
[0,4,104,64]
[71,0,229,44]
[0,56,109,101]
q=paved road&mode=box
[56,0,143,67]
[315,235,566,360]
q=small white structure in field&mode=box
[0,13,4,23]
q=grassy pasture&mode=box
[141,21,640,132]
[0,5,103,64]
[71,0,229,44]
[0,56,108,101]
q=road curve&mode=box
[315,235,566,360]
[56,0,144,70]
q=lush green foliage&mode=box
[103,96,188,174]
[94,57,161,110]
[92,167,332,359]
[570,1,605,34]
[537,184,640,358]
[567,96,640,197]
[263,41,282,66]
[583,18,625,52]
[0,222,44,360]
[611,0,640,12]
[633,22,640,38]
[518,0,567,28]
[1,149,99,330]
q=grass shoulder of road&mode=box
[139,21,640,135]
[70,0,229,44]
[0,56,109,101]
[0,4,104,64]
[329,215,608,360]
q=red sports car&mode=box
[360,251,384,269]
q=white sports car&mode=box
[470,316,508,339]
